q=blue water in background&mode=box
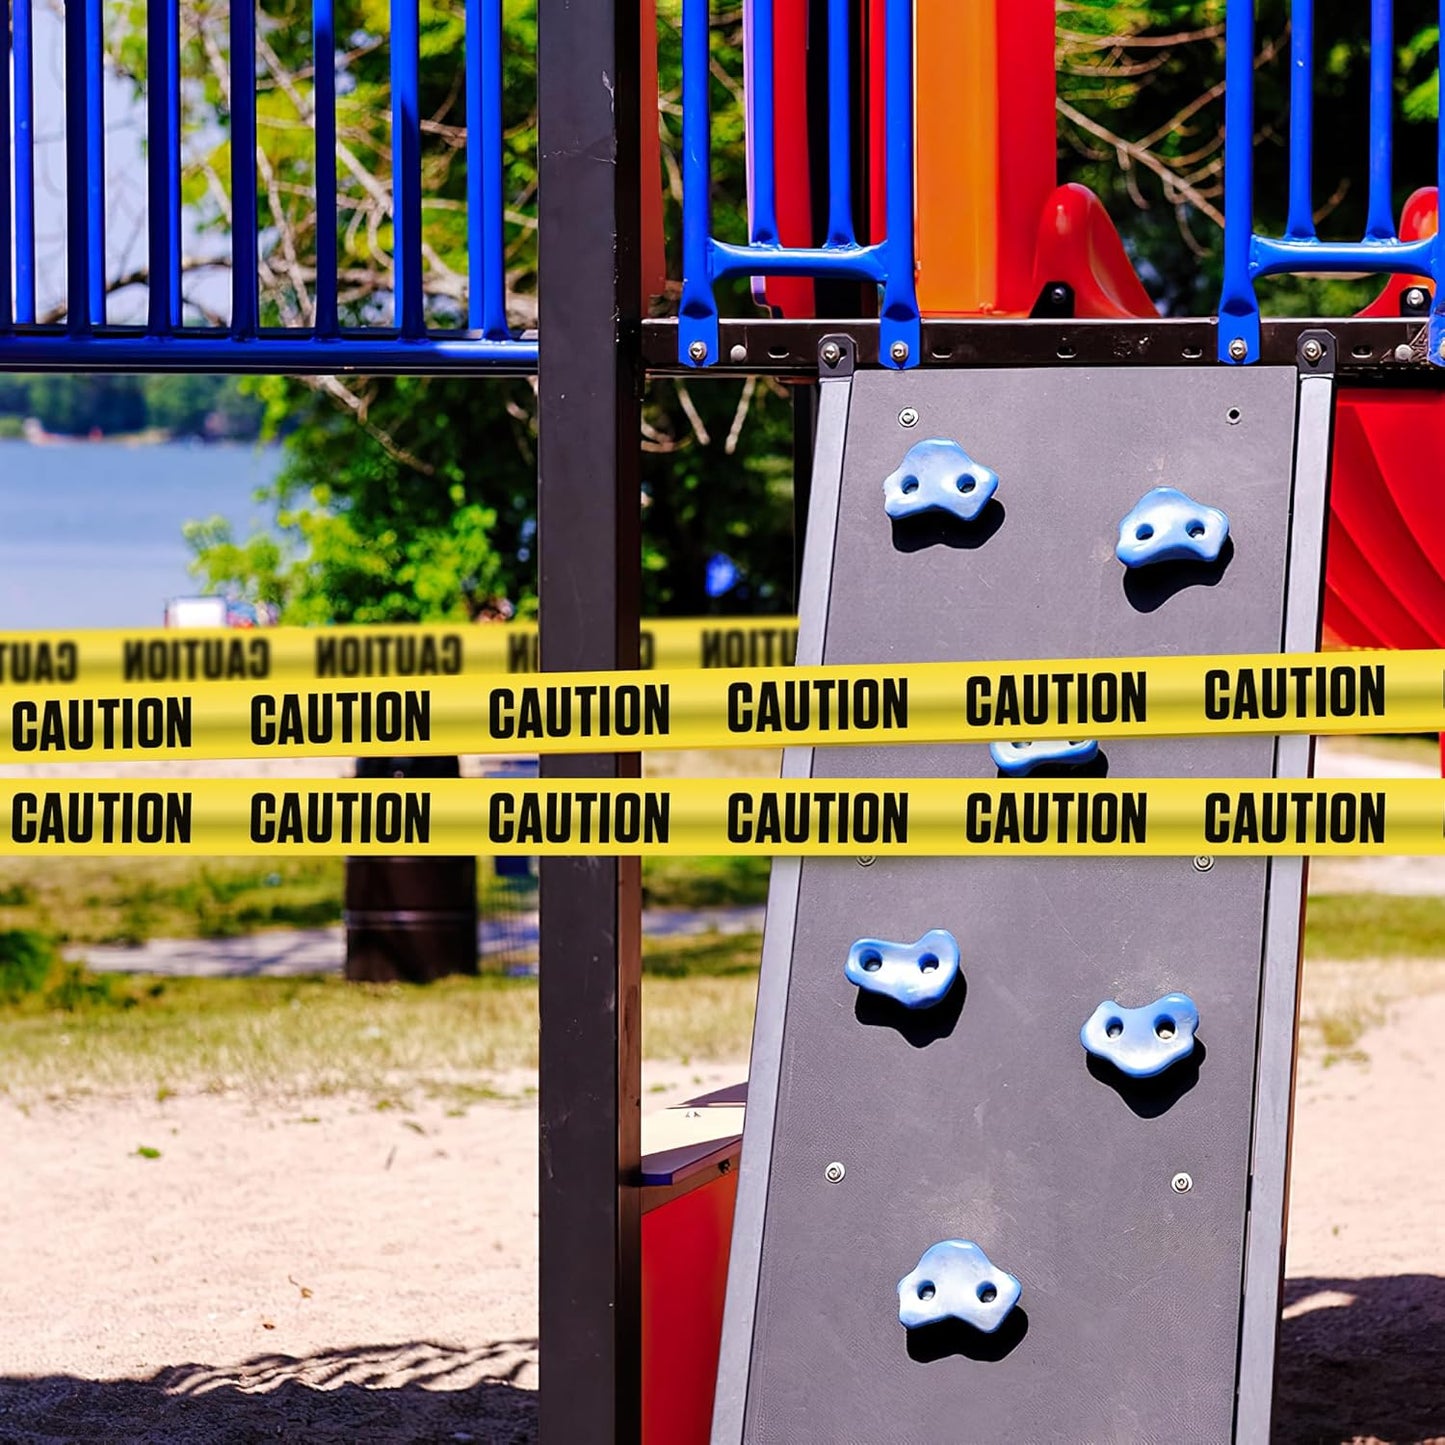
[0,440,281,628]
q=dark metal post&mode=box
[536,0,643,1440]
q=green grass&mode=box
[1305,893,1445,961]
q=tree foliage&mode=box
[154,1,1439,622]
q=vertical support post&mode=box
[536,0,643,1442]
[824,0,853,247]
[166,0,181,325]
[1365,0,1395,240]
[0,0,11,330]
[467,0,508,338]
[391,0,424,337]
[748,0,778,246]
[877,0,919,367]
[63,0,92,333]
[314,0,339,337]
[1431,0,1445,365]
[14,0,34,323]
[230,0,259,336]
[85,0,106,322]
[148,0,176,333]
[678,0,717,364]
[1285,0,1315,239]
[1218,0,1259,362]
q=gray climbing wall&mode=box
[713,363,1333,1445]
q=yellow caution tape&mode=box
[0,650,1439,760]
[0,778,1436,856]
[0,617,799,686]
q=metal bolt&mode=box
[1301,338,1324,364]
[1404,286,1428,310]
[687,339,708,363]
[1171,1172,1193,1194]
[820,340,842,366]
[824,1161,846,1184]
[1228,338,1248,361]
[857,856,876,868]
[889,340,910,364]
[1395,343,1416,363]
[898,407,919,428]
[729,343,748,364]
[1193,855,1214,873]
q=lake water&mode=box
[0,440,281,629]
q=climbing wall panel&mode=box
[713,364,1331,1444]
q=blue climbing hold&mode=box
[1115,487,1229,568]
[990,739,1099,777]
[1080,992,1201,1079]
[845,929,959,1010]
[898,1240,1021,1333]
[884,438,999,523]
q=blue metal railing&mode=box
[678,0,920,368]
[1220,0,1445,364]
[0,0,534,373]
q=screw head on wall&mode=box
[889,340,910,363]
[1404,286,1428,310]
[729,343,748,364]
[898,407,919,428]
[1301,338,1324,363]
[824,1161,846,1184]
[687,340,708,363]
[1171,1172,1193,1194]
[1192,855,1214,872]
[820,340,842,366]
[1228,338,1248,361]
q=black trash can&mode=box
[344,756,478,982]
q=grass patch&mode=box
[643,929,761,977]
[1305,894,1445,961]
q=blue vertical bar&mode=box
[0,0,11,329]
[1366,0,1395,239]
[877,0,917,367]
[85,0,105,320]
[749,0,777,246]
[147,0,174,333]
[64,0,92,332]
[391,0,424,337]
[1431,0,1445,364]
[166,0,182,327]
[230,0,259,335]
[1285,0,1314,239]
[1218,0,1259,362]
[314,0,339,336]
[13,0,34,323]
[467,0,507,337]
[824,0,853,246]
[677,0,716,363]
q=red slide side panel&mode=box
[1324,389,1445,649]
[641,1171,740,1445]
[760,0,815,319]
[1031,184,1158,320]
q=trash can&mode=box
[344,756,478,982]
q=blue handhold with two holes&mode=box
[884,439,999,523]
[1080,992,1201,1078]
[845,929,959,1009]
[898,1240,1022,1333]
[990,739,1099,776]
[1116,487,1229,568]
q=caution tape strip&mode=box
[0,778,1435,856]
[0,650,1439,760]
[0,618,800,686]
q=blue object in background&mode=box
[990,739,1099,777]
[1218,0,1445,365]
[883,439,999,524]
[1081,992,1201,1079]
[898,1240,1022,1333]
[706,553,741,598]
[1115,487,1229,569]
[845,929,959,1010]
[679,0,920,368]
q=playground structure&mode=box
[4,0,1445,1440]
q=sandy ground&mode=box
[0,1010,1443,1444]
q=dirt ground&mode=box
[2,1011,1444,1445]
